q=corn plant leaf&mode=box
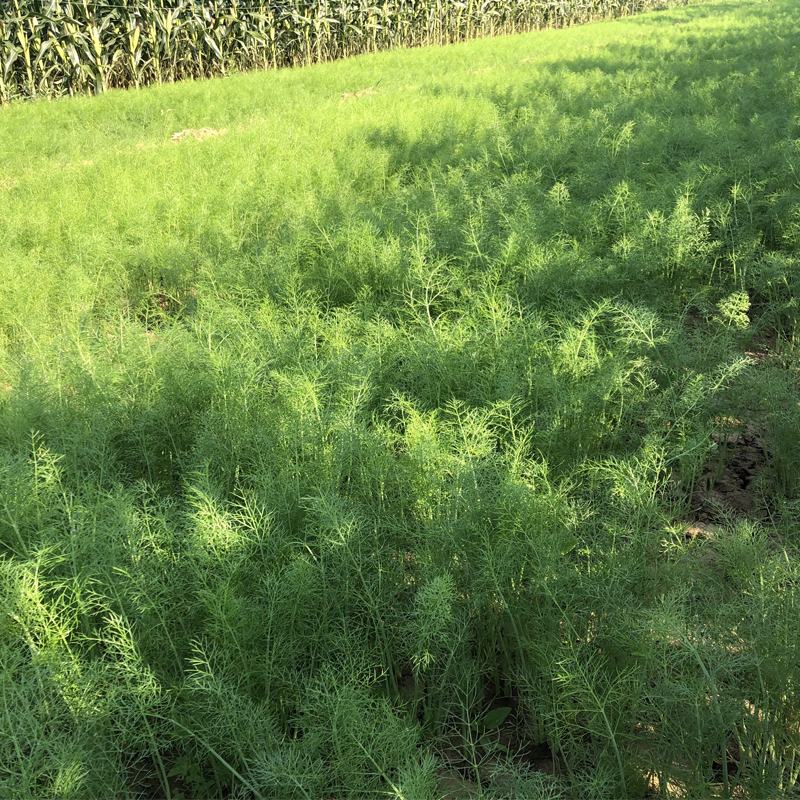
[481,706,512,730]
[203,32,222,60]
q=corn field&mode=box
[1,0,663,102]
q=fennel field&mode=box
[2,0,800,797]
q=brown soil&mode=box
[690,422,770,526]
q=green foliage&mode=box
[2,0,800,796]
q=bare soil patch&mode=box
[341,86,379,100]
[691,422,770,524]
[170,127,227,142]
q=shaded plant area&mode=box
[2,0,800,797]
[2,0,672,102]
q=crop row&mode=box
[1,0,665,101]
